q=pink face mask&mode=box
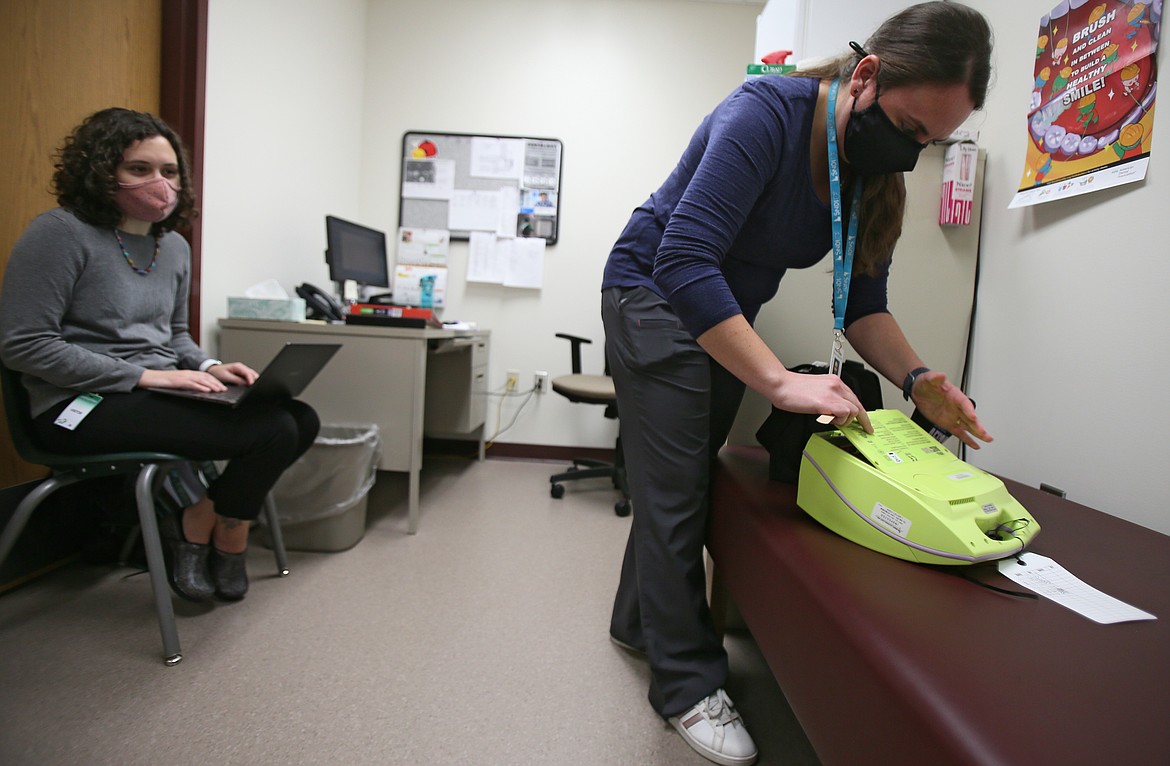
[114,177,180,223]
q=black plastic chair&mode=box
[0,360,290,665]
[548,333,630,517]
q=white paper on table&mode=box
[997,553,1156,624]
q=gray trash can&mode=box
[261,423,382,552]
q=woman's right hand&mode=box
[138,368,227,392]
[774,369,873,432]
[696,315,873,432]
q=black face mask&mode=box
[843,88,927,176]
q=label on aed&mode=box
[885,452,904,464]
[982,503,998,515]
[872,502,912,538]
[949,472,974,481]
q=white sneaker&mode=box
[668,688,758,766]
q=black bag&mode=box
[754,360,883,483]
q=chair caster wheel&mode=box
[615,500,631,517]
[551,483,565,499]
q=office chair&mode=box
[0,361,290,666]
[548,333,630,517]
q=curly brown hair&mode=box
[792,2,993,277]
[52,107,197,234]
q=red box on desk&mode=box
[345,303,442,329]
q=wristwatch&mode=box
[902,367,930,401]
[199,358,223,372]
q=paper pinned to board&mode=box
[997,553,1156,624]
[466,231,543,288]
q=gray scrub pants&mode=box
[602,286,746,718]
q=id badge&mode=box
[827,331,845,377]
[54,393,103,431]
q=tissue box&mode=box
[939,142,978,226]
[227,297,306,322]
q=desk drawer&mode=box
[425,336,488,435]
[471,337,488,368]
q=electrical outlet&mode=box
[1040,482,1066,498]
[534,371,549,394]
[506,369,520,390]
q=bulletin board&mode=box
[399,131,563,244]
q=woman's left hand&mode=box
[208,361,259,386]
[911,370,992,450]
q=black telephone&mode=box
[296,283,345,321]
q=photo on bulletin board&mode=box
[399,131,563,244]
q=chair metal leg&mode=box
[135,463,183,666]
[262,493,290,576]
[0,474,83,568]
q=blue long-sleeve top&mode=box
[601,75,889,338]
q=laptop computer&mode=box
[148,342,341,407]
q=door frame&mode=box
[161,0,208,344]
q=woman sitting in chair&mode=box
[0,108,319,603]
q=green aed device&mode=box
[797,409,1039,565]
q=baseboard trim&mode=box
[424,438,614,464]
[488,443,615,463]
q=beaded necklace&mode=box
[113,228,160,275]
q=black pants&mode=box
[31,390,319,521]
[602,286,746,718]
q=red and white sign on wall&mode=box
[940,141,978,226]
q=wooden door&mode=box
[0,0,162,486]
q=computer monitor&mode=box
[325,215,390,289]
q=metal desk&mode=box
[218,318,489,533]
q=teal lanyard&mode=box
[826,78,864,333]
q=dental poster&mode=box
[1011,0,1161,208]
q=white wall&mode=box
[754,0,806,61]
[359,0,758,449]
[202,0,369,344]
[799,3,904,66]
[963,0,1170,535]
[203,0,760,452]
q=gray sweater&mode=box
[0,208,210,416]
